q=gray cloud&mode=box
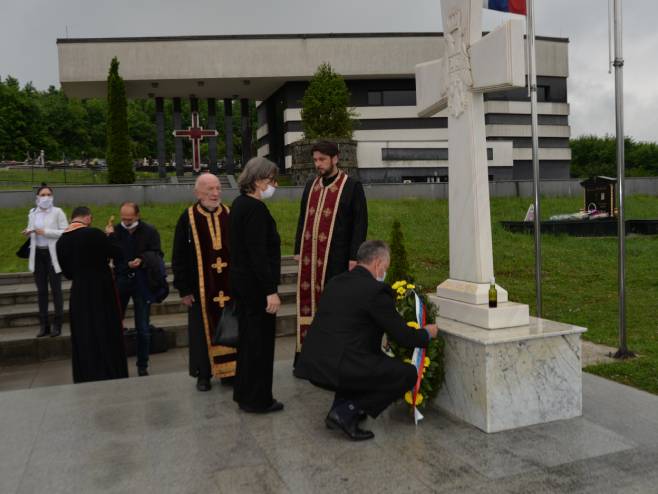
[1,0,656,141]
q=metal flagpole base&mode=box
[611,348,636,360]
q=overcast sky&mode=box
[2,0,656,141]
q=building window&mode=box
[368,91,383,106]
[367,90,416,106]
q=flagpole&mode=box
[612,0,633,359]
[526,0,542,318]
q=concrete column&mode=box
[241,98,252,166]
[224,98,234,174]
[173,97,184,177]
[207,98,218,174]
[155,97,166,179]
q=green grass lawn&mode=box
[2,195,657,394]
[0,168,180,188]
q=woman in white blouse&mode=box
[23,184,69,337]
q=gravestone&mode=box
[416,0,586,433]
[581,176,617,216]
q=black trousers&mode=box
[233,294,276,409]
[34,248,63,331]
[334,362,418,418]
[187,302,212,379]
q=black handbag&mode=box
[212,300,239,347]
[16,239,30,259]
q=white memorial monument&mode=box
[417,0,586,432]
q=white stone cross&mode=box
[417,0,528,327]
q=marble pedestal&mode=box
[434,315,586,433]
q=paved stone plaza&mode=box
[1,349,658,494]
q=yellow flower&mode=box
[406,321,420,330]
[404,391,424,406]
[397,287,406,295]
[403,358,412,364]
[391,281,403,290]
[424,357,431,368]
[407,284,416,290]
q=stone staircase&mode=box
[0,256,298,365]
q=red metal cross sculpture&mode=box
[172,111,219,173]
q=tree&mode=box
[387,219,413,285]
[106,57,134,183]
[300,63,355,139]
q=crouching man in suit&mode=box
[294,240,439,441]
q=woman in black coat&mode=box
[230,157,283,413]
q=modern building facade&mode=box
[58,32,570,181]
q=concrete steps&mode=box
[0,256,299,364]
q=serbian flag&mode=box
[483,0,527,15]
[410,292,428,425]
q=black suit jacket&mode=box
[294,266,430,390]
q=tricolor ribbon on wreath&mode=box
[410,291,428,425]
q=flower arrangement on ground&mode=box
[388,279,445,410]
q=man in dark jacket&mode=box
[294,240,439,441]
[106,202,162,376]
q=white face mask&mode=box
[36,196,53,209]
[376,270,387,283]
[261,184,276,200]
[121,220,139,230]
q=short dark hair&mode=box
[120,201,140,214]
[237,157,279,194]
[71,206,92,219]
[311,140,339,158]
[35,183,53,195]
[356,240,390,264]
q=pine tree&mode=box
[387,219,412,285]
[301,63,355,139]
[106,57,134,184]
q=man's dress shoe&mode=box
[325,409,374,441]
[196,377,212,392]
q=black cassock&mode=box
[294,174,368,282]
[294,266,430,417]
[229,194,281,410]
[172,203,235,380]
[56,226,128,383]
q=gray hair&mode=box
[356,240,390,265]
[237,157,279,194]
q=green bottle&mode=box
[488,277,498,308]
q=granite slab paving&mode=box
[1,362,657,494]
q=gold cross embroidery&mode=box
[213,291,231,308]
[323,207,332,218]
[211,257,228,274]
[301,281,310,290]
[318,232,327,243]
[303,256,311,266]
[308,206,316,216]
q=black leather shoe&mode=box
[326,410,367,430]
[196,377,211,392]
[36,328,50,338]
[138,367,149,377]
[50,329,61,338]
[239,399,284,414]
[325,409,374,441]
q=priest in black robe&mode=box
[56,206,128,384]
[294,140,368,360]
[172,173,235,391]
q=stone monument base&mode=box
[432,314,586,433]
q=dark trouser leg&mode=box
[188,302,211,379]
[233,298,276,409]
[352,365,418,418]
[49,266,63,331]
[34,250,50,334]
[133,293,151,369]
